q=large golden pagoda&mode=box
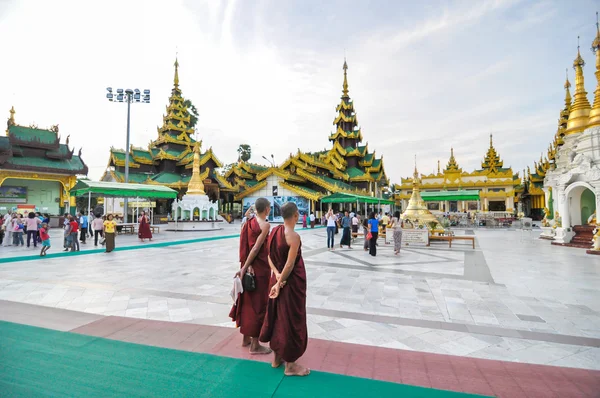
[401,162,443,230]
[565,39,592,135]
[588,15,600,128]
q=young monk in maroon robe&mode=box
[229,197,272,354]
[259,202,310,376]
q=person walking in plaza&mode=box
[368,212,379,256]
[325,208,336,251]
[351,212,359,243]
[391,211,403,255]
[25,212,41,248]
[12,214,24,246]
[138,211,153,242]
[259,202,309,377]
[69,215,80,252]
[339,210,352,249]
[63,216,72,251]
[230,197,272,355]
[103,214,117,253]
[302,213,307,228]
[78,212,88,244]
[88,210,94,239]
[3,213,14,247]
[39,223,51,256]
[362,216,369,251]
[92,214,104,246]
[309,212,315,228]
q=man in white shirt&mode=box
[309,213,316,228]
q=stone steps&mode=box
[552,225,594,249]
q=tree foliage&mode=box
[183,99,199,129]
[237,144,251,162]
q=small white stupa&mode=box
[170,142,221,229]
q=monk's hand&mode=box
[235,266,247,279]
[269,283,280,299]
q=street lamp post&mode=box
[106,87,150,223]
[262,154,275,167]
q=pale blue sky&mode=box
[0,0,599,182]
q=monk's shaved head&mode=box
[281,202,298,220]
[254,198,270,213]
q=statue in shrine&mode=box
[587,212,596,225]
[592,225,600,251]
[553,211,561,228]
[542,207,551,227]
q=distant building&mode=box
[0,107,88,215]
[394,138,521,214]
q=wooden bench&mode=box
[428,235,475,249]
[150,225,160,234]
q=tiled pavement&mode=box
[3,301,598,397]
[0,226,599,372]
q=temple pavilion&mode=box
[0,107,88,216]
[101,59,232,216]
[228,60,389,215]
[393,137,522,214]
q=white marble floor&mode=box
[0,226,599,370]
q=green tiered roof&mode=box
[0,109,88,176]
[102,59,224,192]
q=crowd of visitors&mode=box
[0,209,153,256]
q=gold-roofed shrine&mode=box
[0,107,88,215]
[401,163,443,231]
[394,135,521,213]
[101,59,230,215]
[229,60,389,207]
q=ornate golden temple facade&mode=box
[101,59,233,215]
[394,137,522,213]
[228,60,389,209]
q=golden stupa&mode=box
[186,142,206,195]
[401,161,443,231]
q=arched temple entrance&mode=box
[565,183,596,226]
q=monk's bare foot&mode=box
[242,336,251,347]
[250,344,272,355]
[284,362,310,376]
[272,353,283,368]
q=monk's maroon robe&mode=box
[259,225,308,362]
[229,217,270,337]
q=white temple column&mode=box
[557,187,569,227]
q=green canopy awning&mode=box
[420,190,480,201]
[320,192,395,205]
[70,180,178,199]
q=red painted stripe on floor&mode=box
[71,317,600,397]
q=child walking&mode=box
[39,223,51,256]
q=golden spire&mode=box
[588,12,600,128]
[446,147,461,172]
[564,68,572,108]
[342,58,349,98]
[174,57,180,89]
[437,160,440,174]
[565,36,592,134]
[186,142,206,195]
[481,134,503,173]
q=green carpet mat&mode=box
[0,321,487,397]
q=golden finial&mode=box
[489,133,493,148]
[588,11,600,128]
[342,58,349,98]
[174,57,180,88]
[186,141,205,195]
[564,68,572,108]
[437,159,440,174]
[566,35,592,134]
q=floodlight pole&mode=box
[123,89,133,224]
